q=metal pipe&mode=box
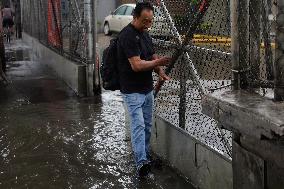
[84,0,95,96]
[230,0,249,90]
[84,0,94,62]
[274,0,284,101]
[179,55,186,129]
[93,0,101,95]
[249,0,261,85]
[262,0,274,81]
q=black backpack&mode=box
[100,38,120,91]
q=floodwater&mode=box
[0,40,195,188]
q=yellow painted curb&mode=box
[188,34,276,49]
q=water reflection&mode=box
[0,42,194,189]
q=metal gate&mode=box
[145,0,277,159]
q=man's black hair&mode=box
[133,2,154,18]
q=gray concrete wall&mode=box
[22,33,87,97]
[151,116,233,189]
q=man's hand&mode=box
[155,57,172,67]
[128,55,172,72]
[155,67,170,81]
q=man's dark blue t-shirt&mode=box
[117,24,155,94]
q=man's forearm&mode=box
[133,59,159,72]
[152,54,162,74]
[129,55,170,72]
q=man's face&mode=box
[135,9,154,31]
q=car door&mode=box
[120,5,134,30]
[109,5,127,32]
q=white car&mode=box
[103,4,171,39]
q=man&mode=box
[2,4,14,34]
[117,2,171,177]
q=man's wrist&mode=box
[153,59,160,67]
[156,67,163,75]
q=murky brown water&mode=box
[0,40,194,188]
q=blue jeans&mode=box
[122,91,153,168]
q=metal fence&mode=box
[142,0,278,159]
[21,0,100,96]
[21,0,278,159]
[21,0,89,63]
[146,0,232,158]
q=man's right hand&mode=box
[156,57,172,67]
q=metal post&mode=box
[179,55,186,129]
[92,0,101,95]
[84,0,95,96]
[262,0,273,81]
[37,0,40,40]
[249,0,261,85]
[274,0,284,101]
[68,0,72,53]
[231,0,249,90]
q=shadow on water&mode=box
[0,40,195,189]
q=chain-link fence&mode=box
[146,0,279,159]
[21,0,88,63]
[231,0,276,95]
[20,0,279,159]
[138,0,233,159]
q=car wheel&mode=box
[104,23,112,36]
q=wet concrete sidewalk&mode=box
[0,40,194,189]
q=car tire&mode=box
[104,23,112,36]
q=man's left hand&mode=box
[158,69,170,81]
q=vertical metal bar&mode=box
[262,0,274,81]
[231,0,239,90]
[231,0,249,90]
[239,0,249,89]
[84,0,95,96]
[68,0,72,53]
[249,0,261,85]
[179,55,186,129]
[92,0,101,95]
[37,0,40,40]
[30,0,32,36]
[39,0,48,44]
[274,0,284,101]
